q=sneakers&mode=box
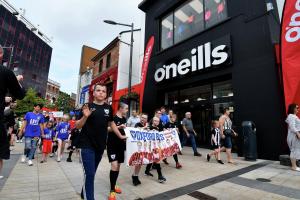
[114,185,122,194]
[132,175,141,186]
[158,176,167,183]
[57,156,61,162]
[176,162,182,169]
[28,160,33,166]
[0,175,4,179]
[207,154,211,162]
[218,160,225,164]
[144,171,154,177]
[194,152,202,157]
[40,160,44,163]
[162,159,169,165]
[292,167,300,172]
[21,155,26,163]
[108,191,116,200]
[66,157,72,162]
[49,153,54,157]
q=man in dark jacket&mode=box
[0,45,25,179]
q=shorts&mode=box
[43,140,52,154]
[107,146,125,163]
[57,138,68,142]
[223,136,232,149]
[211,144,221,150]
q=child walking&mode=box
[55,114,71,162]
[207,120,224,164]
[40,121,54,163]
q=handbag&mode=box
[224,129,233,136]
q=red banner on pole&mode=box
[281,0,300,113]
[139,36,154,112]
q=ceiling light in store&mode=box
[213,95,217,99]
[190,0,203,13]
[228,92,234,97]
[174,101,178,104]
[175,10,189,22]
[197,98,206,101]
[162,19,173,29]
[184,99,190,103]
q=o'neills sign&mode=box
[154,36,231,83]
[281,0,300,113]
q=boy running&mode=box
[107,102,128,200]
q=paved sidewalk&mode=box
[1,143,300,200]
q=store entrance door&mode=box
[175,103,213,147]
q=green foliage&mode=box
[55,91,72,113]
[15,88,46,116]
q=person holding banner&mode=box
[107,102,128,200]
[144,116,166,183]
[132,113,149,186]
[164,114,182,169]
[76,83,126,200]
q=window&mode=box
[204,0,227,28]
[161,14,174,50]
[32,74,37,80]
[174,0,204,44]
[213,80,233,99]
[160,0,227,50]
[180,84,211,103]
[99,59,103,73]
[106,53,111,69]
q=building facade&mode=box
[90,29,144,113]
[45,79,60,104]
[139,0,285,160]
[76,45,99,108]
[0,3,52,97]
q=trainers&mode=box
[158,176,166,183]
[178,151,183,155]
[21,155,26,163]
[132,175,141,186]
[57,157,61,162]
[40,160,44,163]
[144,171,154,177]
[66,157,72,162]
[176,162,182,169]
[108,191,116,200]
[28,160,33,166]
[0,175,4,179]
[163,159,169,165]
[115,185,122,194]
[207,154,211,162]
[194,152,202,157]
[49,153,54,157]
[218,160,225,164]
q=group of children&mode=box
[19,104,78,166]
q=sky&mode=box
[11,0,144,95]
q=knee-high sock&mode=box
[110,170,119,191]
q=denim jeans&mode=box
[24,137,39,160]
[182,131,198,153]
[80,148,104,200]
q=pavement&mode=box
[0,143,300,200]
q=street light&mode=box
[104,19,134,114]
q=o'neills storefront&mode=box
[139,0,286,160]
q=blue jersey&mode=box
[44,128,53,140]
[24,112,44,137]
[56,122,70,140]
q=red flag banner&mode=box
[281,0,300,113]
[139,36,154,112]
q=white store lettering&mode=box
[154,42,229,83]
[285,0,300,42]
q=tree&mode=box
[15,88,46,116]
[56,91,72,113]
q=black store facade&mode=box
[139,0,286,160]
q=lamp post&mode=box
[104,19,134,113]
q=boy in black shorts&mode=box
[107,102,128,200]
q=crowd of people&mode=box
[1,41,300,200]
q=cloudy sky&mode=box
[11,0,144,94]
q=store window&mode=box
[161,14,174,50]
[165,91,179,105]
[180,84,211,103]
[204,0,227,28]
[213,80,233,99]
[160,0,227,50]
[174,0,204,44]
